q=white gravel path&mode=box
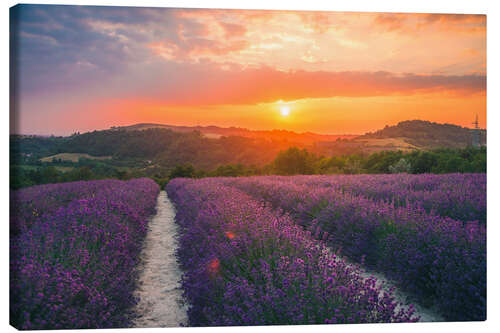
[131,190,441,325]
[133,191,188,327]
[323,248,444,322]
[357,264,443,322]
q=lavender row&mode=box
[295,173,486,224]
[232,174,486,224]
[221,176,486,321]
[10,179,155,235]
[166,178,418,326]
[10,178,160,330]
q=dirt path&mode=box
[133,191,188,327]
[358,265,443,322]
[326,249,444,322]
[131,190,440,325]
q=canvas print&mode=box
[9,4,486,330]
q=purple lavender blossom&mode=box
[10,178,160,329]
[167,178,419,326]
[219,174,486,321]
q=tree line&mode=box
[163,146,486,179]
[10,146,485,190]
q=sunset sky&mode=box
[10,5,486,135]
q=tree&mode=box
[212,164,248,177]
[273,147,316,175]
[410,151,438,174]
[40,166,61,183]
[115,169,129,180]
[388,158,412,173]
[344,155,364,174]
[168,164,196,179]
[70,167,94,181]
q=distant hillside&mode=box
[359,120,486,150]
[112,123,358,145]
[114,120,485,153]
[11,120,486,173]
[12,128,294,170]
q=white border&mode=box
[2,1,498,333]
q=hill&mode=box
[112,123,358,145]
[10,120,487,189]
[11,129,292,170]
[11,120,485,172]
[359,120,486,150]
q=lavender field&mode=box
[168,173,485,324]
[10,173,486,329]
[10,179,160,329]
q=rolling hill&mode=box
[112,123,358,145]
[12,120,485,171]
[359,120,486,150]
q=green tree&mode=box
[344,155,364,174]
[388,158,412,173]
[40,166,61,184]
[273,147,316,175]
[169,164,196,179]
[410,151,438,174]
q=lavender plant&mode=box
[221,175,486,321]
[167,178,418,326]
[10,178,160,329]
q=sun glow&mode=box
[280,105,290,116]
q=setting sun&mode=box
[280,106,290,116]
[11,7,486,135]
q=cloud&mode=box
[374,13,410,32]
[136,64,486,106]
[149,38,249,61]
[422,14,485,24]
[296,12,338,33]
[11,4,486,106]
[374,12,486,34]
[219,22,247,38]
[10,5,254,95]
[11,5,162,94]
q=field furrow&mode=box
[219,174,486,321]
[166,178,419,326]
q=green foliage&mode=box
[343,155,365,174]
[388,158,412,174]
[273,147,317,175]
[269,146,485,176]
[10,166,97,189]
[52,129,289,170]
[168,164,196,179]
[10,125,486,190]
[363,151,404,173]
[11,146,486,189]
[151,176,170,188]
[408,151,438,173]
[210,163,256,177]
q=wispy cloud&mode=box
[137,65,486,106]
[375,12,486,34]
[10,5,486,135]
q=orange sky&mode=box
[12,6,486,135]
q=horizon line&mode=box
[10,119,486,138]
